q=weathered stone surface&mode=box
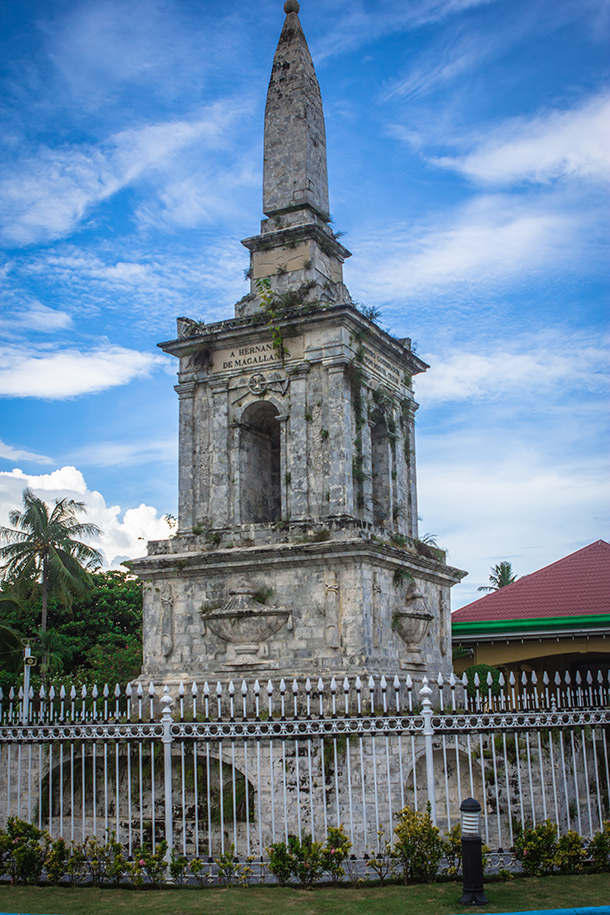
[130,5,467,687]
[263,9,328,219]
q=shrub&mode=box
[267,840,294,886]
[5,817,46,884]
[513,821,557,876]
[83,833,127,886]
[129,841,167,888]
[463,664,502,698]
[215,843,240,886]
[288,833,324,887]
[394,804,443,884]
[589,821,610,872]
[321,825,352,885]
[44,836,68,885]
[365,831,395,885]
[443,823,462,878]
[169,848,189,885]
[555,830,586,873]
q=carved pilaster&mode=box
[326,362,353,517]
[175,381,196,531]
[288,363,310,520]
[209,377,230,527]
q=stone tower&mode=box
[131,1,466,686]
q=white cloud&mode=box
[433,94,610,185]
[0,344,164,399]
[0,104,243,246]
[0,440,53,465]
[72,438,176,468]
[0,301,72,335]
[349,194,583,303]
[418,445,610,609]
[416,334,610,404]
[0,466,171,568]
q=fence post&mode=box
[420,677,437,825]
[160,686,174,865]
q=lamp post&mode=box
[460,797,488,905]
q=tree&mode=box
[0,488,102,632]
[0,570,143,688]
[477,561,518,592]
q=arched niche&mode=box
[240,400,281,523]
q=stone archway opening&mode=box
[240,401,281,523]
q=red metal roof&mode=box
[452,540,610,622]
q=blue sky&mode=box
[0,0,608,608]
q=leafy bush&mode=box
[513,821,557,876]
[589,821,610,872]
[215,843,240,886]
[288,834,325,887]
[443,823,462,878]
[267,840,294,886]
[463,664,502,698]
[321,826,352,885]
[394,804,443,884]
[129,841,167,888]
[5,817,46,884]
[555,830,586,873]
[44,836,68,885]
[365,831,396,885]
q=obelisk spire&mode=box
[263,0,329,219]
[239,2,351,317]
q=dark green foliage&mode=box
[129,841,168,888]
[555,830,586,873]
[513,821,557,876]
[463,663,502,698]
[0,570,143,688]
[393,804,444,884]
[588,821,610,872]
[1,817,46,884]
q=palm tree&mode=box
[478,561,518,592]
[0,488,102,631]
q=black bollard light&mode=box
[459,797,489,905]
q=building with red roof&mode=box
[452,540,610,681]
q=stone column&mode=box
[175,381,196,532]
[362,418,375,524]
[326,362,353,517]
[276,413,289,521]
[209,377,230,527]
[406,402,419,540]
[287,363,310,520]
[228,418,242,526]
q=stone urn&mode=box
[203,581,291,666]
[392,585,432,667]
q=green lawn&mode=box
[0,874,609,915]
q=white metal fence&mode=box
[0,670,609,870]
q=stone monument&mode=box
[131,1,466,686]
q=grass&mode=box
[0,874,609,915]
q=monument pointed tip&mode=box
[284,0,300,13]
